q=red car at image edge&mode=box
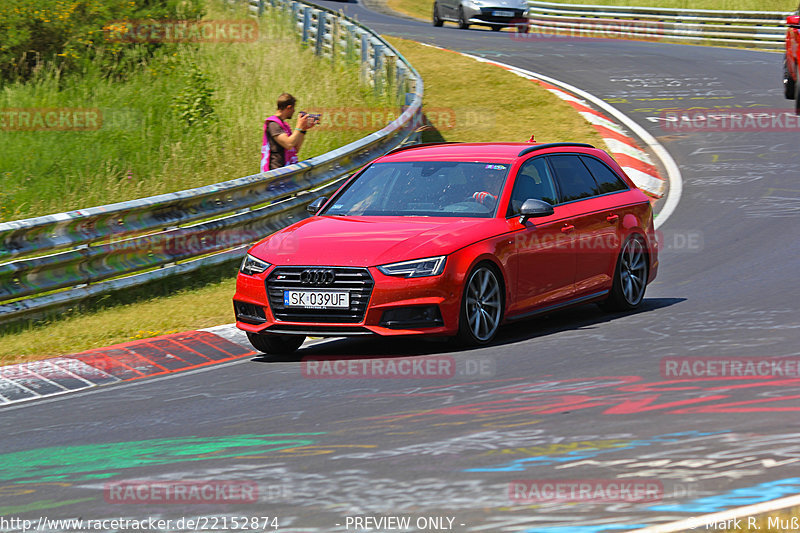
[784,4,800,112]
[233,141,659,354]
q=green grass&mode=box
[390,0,795,24]
[0,34,602,364]
[0,277,238,365]
[0,0,394,222]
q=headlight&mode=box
[377,256,446,278]
[240,254,270,276]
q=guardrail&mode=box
[526,1,790,50]
[0,0,424,326]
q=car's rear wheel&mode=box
[247,332,306,355]
[491,25,501,31]
[600,234,648,311]
[784,56,796,100]
[458,6,470,29]
[432,2,443,26]
[458,263,504,345]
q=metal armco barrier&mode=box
[526,1,790,49]
[0,1,424,325]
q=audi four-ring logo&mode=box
[300,269,336,285]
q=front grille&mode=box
[477,7,524,22]
[266,267,374,323]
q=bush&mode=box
[0,0,205,83]
[172,62,217,130]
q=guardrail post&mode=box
[302,6,312,43]
[345,23,356,61]
[330,13,339,59]
[360,32,369,85]
[290,2,300,31]
[373,43,384,93]
[316,11,327,55]
[384,50,396,92]
[396,63,408,102]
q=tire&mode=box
[784,56,796,100]
[458,6,469,29]
[517,23,529,34]
[457,263,504,345]
[432,3,443,27]
[247,332,305,355]
[796,76,800,115]
[600,234,649,311]
[491,26,501,31]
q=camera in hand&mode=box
[301,111,321,124]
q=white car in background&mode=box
[433,0,530,32]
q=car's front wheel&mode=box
[784,57,796,100]
[796,76,800,115]
[432,2,443,26]
[600,234,648,311]
[247,332,306,355]
[457,263,504,345]
[458,6,470,29]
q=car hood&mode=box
[249,216,509,267]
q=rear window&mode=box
[579,156,628,194]
[547,155,598,202]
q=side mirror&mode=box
[787,15,800,26]
[519,198,554,224]
[306,196,328,215]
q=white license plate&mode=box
[493,10,514,16]
[284,290,350,309]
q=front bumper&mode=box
[464,6,527,26]
[233,264,462,337]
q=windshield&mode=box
[321,161,510,218]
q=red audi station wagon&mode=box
[234,142,658,354]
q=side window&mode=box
[547,154,599,202]
[507,157,558,216]
[580,156,628,194]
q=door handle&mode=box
[561,224,575,233]
[606,214,619,223]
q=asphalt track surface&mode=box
[2,5,800,533]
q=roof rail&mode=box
[385,141,461,156]
[517,142,595,157]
